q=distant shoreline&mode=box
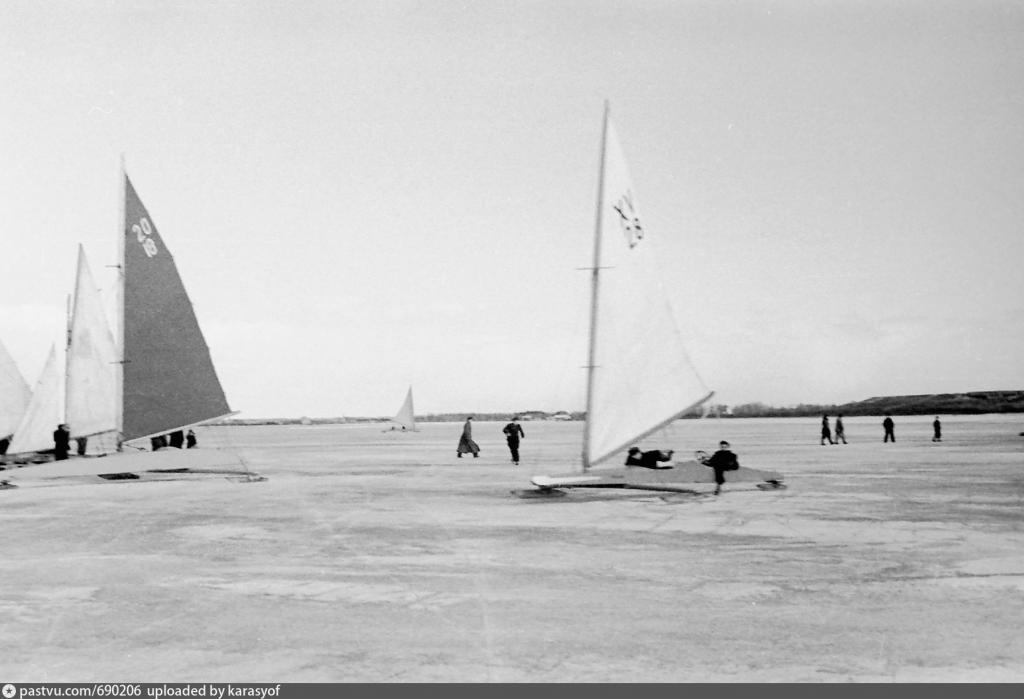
[215,390,1024,426]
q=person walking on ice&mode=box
[502,416,525,465]
[457,416,480,458]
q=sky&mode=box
[2,0,1023,419]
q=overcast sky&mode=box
[3,1,1023,418]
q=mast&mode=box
[581,101,610,471]
[115,155,126,450]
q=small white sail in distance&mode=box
[389,386,417,431]
[6,344,62,455]
[0,338,31,440]
[583,110,713,469]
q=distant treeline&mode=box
[214,391,1024,426]
[691,390,1024,418]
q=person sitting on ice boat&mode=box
[705,440,740,495]
[624,447,674,469]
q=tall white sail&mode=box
[584,113,712,468]
[390,386,416,431]
[66,245,118,439]
[0,339,31,440]
[6,345,62,455]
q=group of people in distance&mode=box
[821,413,943,444]
[150,429,198,451]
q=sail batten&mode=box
[583,112,712,468]
[121,175,231,443]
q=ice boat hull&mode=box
[531,459,784,493]
[1,447,259,489]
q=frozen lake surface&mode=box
[2,414,1023,681]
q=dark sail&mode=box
[122,175,231,442]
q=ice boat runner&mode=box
[529,105,782,494]
[386,386,417,432]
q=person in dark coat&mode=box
[456,417,480,458]
[75,436,88,456]
[883,414,895,443]
[705,440,739,495]
[932,417,942,442]
[186,429,197,448]
[834,415,847,444]
[502,417,525,465]
[168,430,185,449]
[820,414,834,445]
[53,423,71,461]
[625,447,674,469]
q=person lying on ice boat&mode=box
[624,447,674,469]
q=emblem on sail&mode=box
[612,190,644,248]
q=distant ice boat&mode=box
[385,386,417,432]
[529,105,782,495]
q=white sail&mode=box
[65,245,118,439]
[584,112,712,468]
[0,339,31,439]
[390,386,417,431]
[6,345,62,455]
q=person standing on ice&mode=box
[883,414,895,443]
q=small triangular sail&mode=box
[122,175,232,442]
[390,386,416,431]
[6,345,62,455]
[66,245,118,440]
[584,112,712,468]
[0,339,31,440]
